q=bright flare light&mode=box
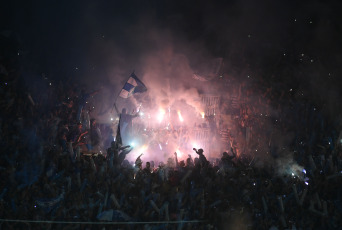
[138,144,148,153]
[177,110,184,122]
[192,142,200,149]
[157,108,166,123]
[201,112,205,119]
[175,149,183,158]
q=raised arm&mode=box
[174,152,179,167]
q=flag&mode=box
[115,115,123,148]
[119,72,147,98]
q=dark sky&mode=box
[1,0,342,91]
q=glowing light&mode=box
[138,144,148,153]
[139,112,144,116]
[291,173,294,176]
[302,169,306,174]
[157,108,165,123]
[111,117,114,121]
[175,149,183,158]
[130,142,136,147]
[177,110,184,122]
[201,112,205,119]
[159,143,163,150]
[192,142,200,149]
[305,182,309,185]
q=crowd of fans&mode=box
[1,35,342,230]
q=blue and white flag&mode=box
[119,72,147,98]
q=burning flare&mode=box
[177,110,184,122]
[157,108,166,123]
[201,112,205,119]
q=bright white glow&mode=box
[157,108,165,123]
[175,149,183,158]
[138,144,148,153]
[305,182,309,185]
[192,142,200,149]
[201,112,205,119]
[111,118,114,121]
[177,110,184,122]
[130,142,136,147]
[302,169,306,174]
[139,112,144,116]
[159,143,163,150]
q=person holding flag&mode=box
[114,104,140,144]
[112,72,147,144]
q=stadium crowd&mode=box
[1,36,342,230]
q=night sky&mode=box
[1,0,342,112]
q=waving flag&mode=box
[119,72,147,98]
